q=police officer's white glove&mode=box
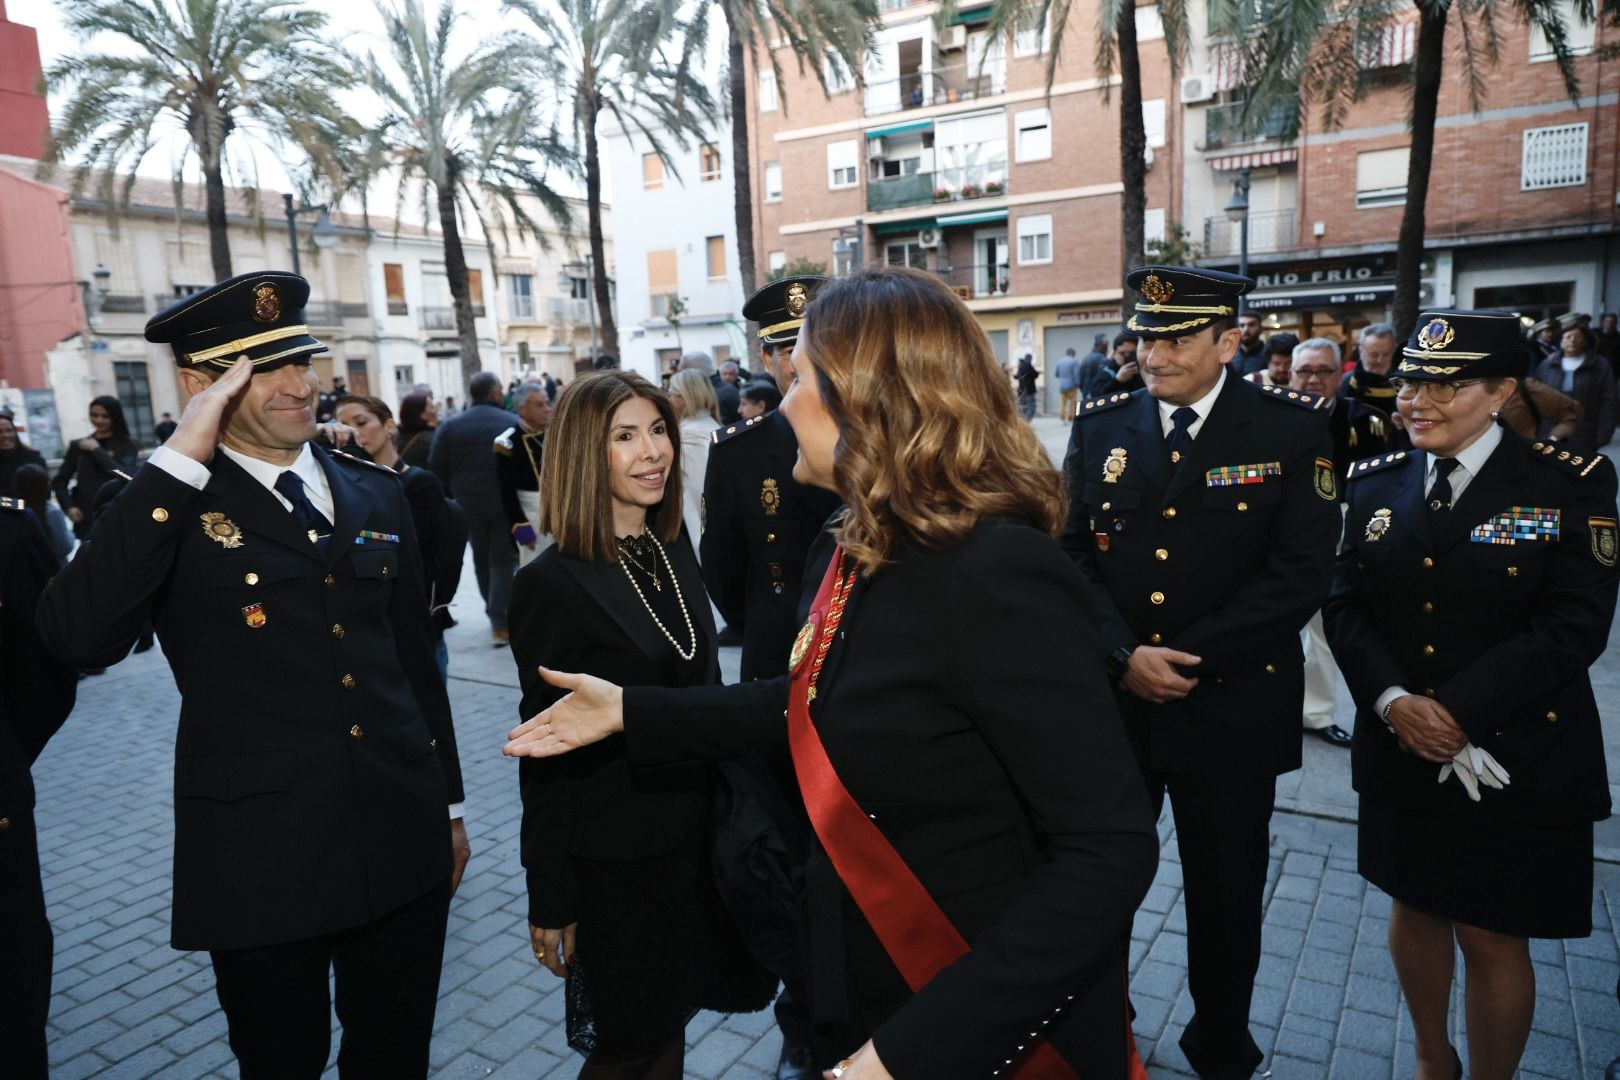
[1468,744,1511,790]
[1438,750,1482,802]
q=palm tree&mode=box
[712,0,878,299]
[508,0,719,361]
[945,1,1191,285]
[358,0,575,383]
[45,0,354,282]
[1211,0,1619,332]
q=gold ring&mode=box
[534,950,545,960]
[831,1060,852,1078]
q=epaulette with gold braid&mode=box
[1346,450,1414,480]
[1259,384,1326,410]
[1076,391,1134,419]
[1530,442,1608,479]
[712,414,767,445]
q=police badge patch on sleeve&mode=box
[1590,516,1618,566]
[1314,457,1337,501]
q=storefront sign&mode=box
[1246,286,1393,312]
[1055,307,1123,324]
[1252,257,1394,291]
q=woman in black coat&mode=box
[1326,310,1620,1080]
[51,395,139,538]
[511,371,772,1078]
[506,269,1159,1079]
[0,413,47,497]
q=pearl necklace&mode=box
[617,529,697,661]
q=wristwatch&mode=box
[1105,646,1135,680]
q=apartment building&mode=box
[747,0,1178,412]
[604,115,746,383]
[1180,0,1620,341]
[488,193,614,382]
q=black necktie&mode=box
[1166,406,1198,464]
[274,471,332,554]
[1428,457,1461,522]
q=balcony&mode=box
[1202,209,1299,257]
[868,168,1008,212]
[864,61,1008,118]
[933,262,1012,300]
[99,294,147,314]
[1203,99,1298,151]
[302,301,369,326]
[548,297,592,323]
[421,306,457,331]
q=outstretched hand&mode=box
[503,667,626,758]
[165,355,255,465]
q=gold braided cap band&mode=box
[757,318,805,340]
[185,324,316,366]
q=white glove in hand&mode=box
[1437,743,1511,802]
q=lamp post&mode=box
[561,256,597,361]
[1224,170,1252,315]
[282,193,339,276]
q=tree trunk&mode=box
[583,90,619,360]
[1117,0,1146,294]
[1392,3,1447,336]
[724,4,760,364]
[437,157,483,387]
[199,144,233,282]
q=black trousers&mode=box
[210,879,451,1079]
[460,497,515,632]
[1143,770,1275,1080]
[0,801,52,1080]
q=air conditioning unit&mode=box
[1180,73,1215,103]
[867,137,887,158]
[940,25,967,51]
[917,227,941,249]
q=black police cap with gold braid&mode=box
[144,271,325,372]
[1125,264,1253,339]
[742,275,826,348]
[1397,309,1526,382]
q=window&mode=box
[1015,108,1051,162]
[699,143,722,181]
[1522,122,1589,190]
[1142,99,1167,149]
[832,238,857,278]
[934,110,1008,194]
[764,161,783,202]
[886,241,927,269]
[466,268,485,316]
[570,275,590,300]
[507,273,535,319]
[1013,9,1047,56]
[768,250,787,275]
[1355,146,1409,208]
[824,55,853,95]
[1016,213,1052,265]
[706,235,727,279]
[1144,208,1167,247]
[647,248,678,317]
[643,153,665,190]
[394,365,415,392]
[1530,1,1596,61]
[758,69,778,112]
[383,262,407,315]
[1136,5,1165,41]
[112,361,154,447]
[827,140,859,189]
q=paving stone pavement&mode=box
[31,429,1620,1077]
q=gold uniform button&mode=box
[1421,601,1434,614]
[766,533,777,542]
[0,816,10,832]
[341,673,356,689]
[1149,633,1163,645]
[1507,566,1519,577]
[151,507,169,523]
[1236,501,1249,512]
[1422,557,1434,569]
[324,574,336,588]
[244,573,260,586]
[1101,501,1112,511]
[332,623,345,639]
[1546,710,1558,723]
[1155,548,1169,561]
[381,565,389,579]
[1162,507,1177,519]
[1150,591,1165,605]
[1423,644,1436,656]
[1265,664,1276,674]
[349,725,362,739]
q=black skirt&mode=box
[1358,797,1594,939]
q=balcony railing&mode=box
[99,293,147,314]
[548,297,592,323]
[302,301,369,326]
[421,306,456,331]
[1203,99,1298,150]
[933,263,1012,300]
[864,61,1008,117]
[1202,209,1299,257]
[868,167,1008,212]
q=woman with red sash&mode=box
[506,268,1159,1080]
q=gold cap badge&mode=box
[1415,318,1455,351]
[252,283,282,324]
[1139,274,1174,305]
[785,283,809,318]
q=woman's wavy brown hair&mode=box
[801,266,1064,570]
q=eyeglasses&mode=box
[1389,378,1485,404]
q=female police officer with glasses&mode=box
[1325,309,1620,1080]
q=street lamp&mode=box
[83,264,111,329]
[560,256,598,360]
[1224,170,1252,315]
[282,193,339,276]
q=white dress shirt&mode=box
[1157,367,1228,441]
[148,442,465,821]
[1373,422,1504,720]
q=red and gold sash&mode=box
[786,547,1146,1079]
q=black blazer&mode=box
[619,520,1158,1078]
[1325,431,1619,824]
[511,529,718,928]
[36,446,463,951]
[1059,375,1340,778]
[52,435,139,520]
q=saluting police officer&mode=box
[36,273,469,1080]
[1061,266,1340,1079]
[700,276,841,1080]
[1,498,77,1079]
[495,381,551,568]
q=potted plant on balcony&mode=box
[960,182,980,199]
[984,180,1003,196]
[933,187,951,202]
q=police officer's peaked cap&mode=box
[1397,309,1526,382]
[743,275,827,348]
[145,271,325,372]
[1559,311,1592,332]
[1125,265,1253,339]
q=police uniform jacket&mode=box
[1060,375,1340,778]
[494,425,543,530]
[35,446,465,951]
[1324,432,1619,825]
[619,521,1159,1078]
[1328,397,1388,498]
[700,411,842,681]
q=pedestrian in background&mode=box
[1531,323,1618,455]
[1076,332,1111,399]
[316,374,347,423]
[1244,332,1298,388]
[154,412,178,444]
[1231,312,1267,377]
[668,368,721,551]
[429,372,522,645]
[0,413,46,497]
[1082,332,1143,399]
[1327,309,1619,1080]
[1500,372,1582,445]
[738,382,781,420]
[10,464,72,563]
[1055,346,1083,421]
[51,395,139,540]
[680,351,740,425]
[1014,352,1039,420]
[495,384,554,571]
[1595,312,1619,374]
[396,392,439,469]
